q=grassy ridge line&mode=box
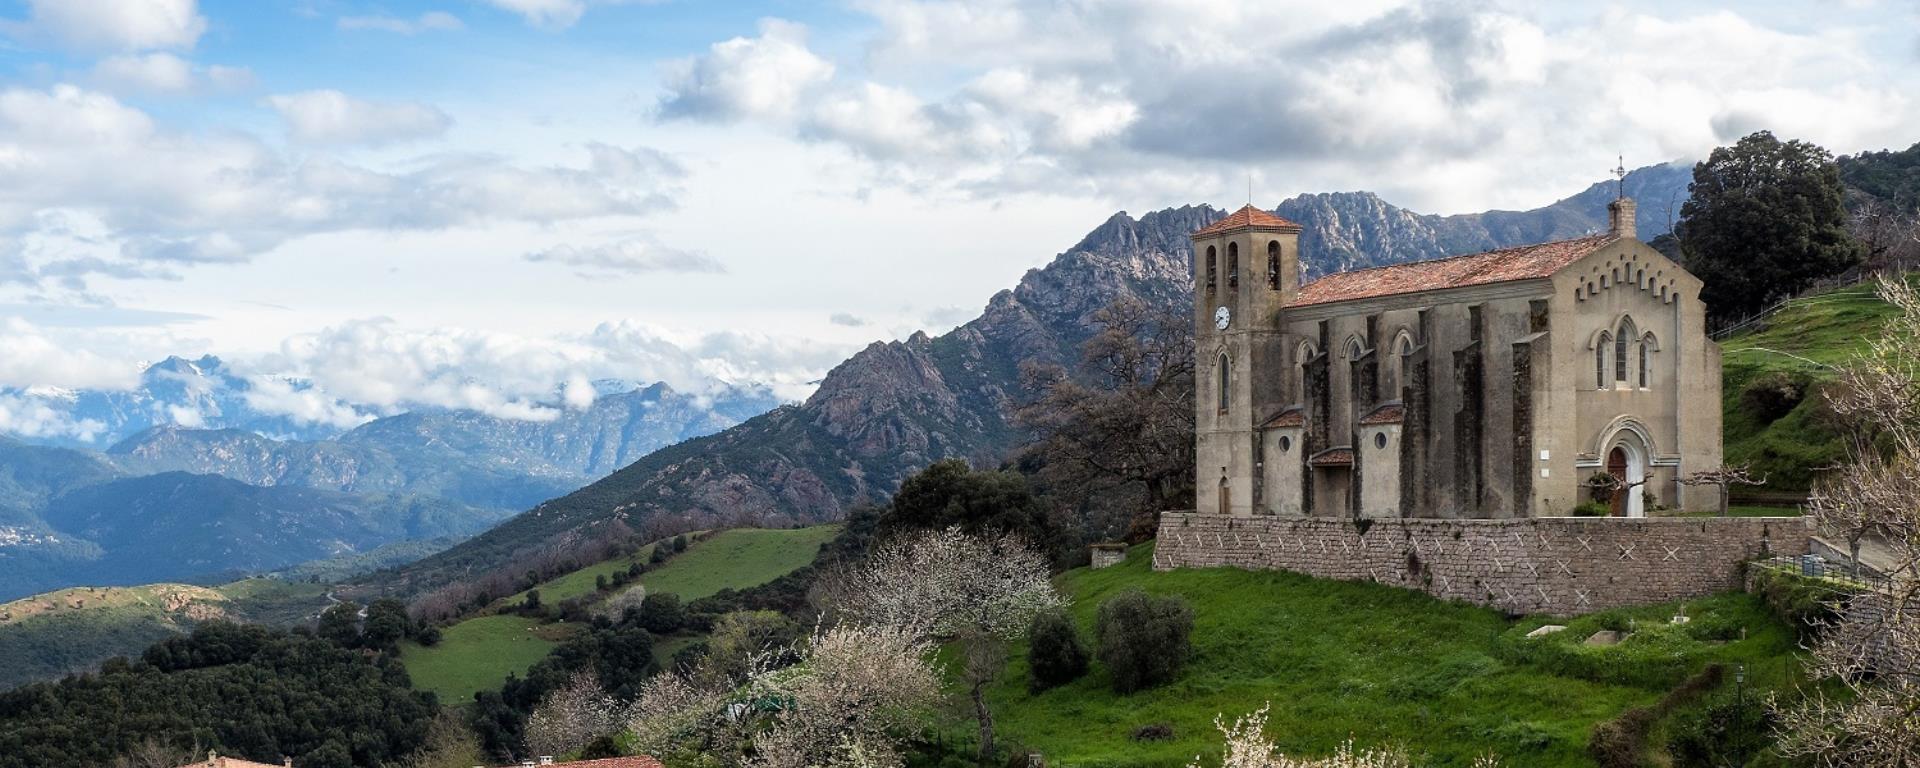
[402,525,841,703]
[1718,280,1904,492]
[975,543,1801,768]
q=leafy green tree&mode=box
[1095,589,1193,693]
[1026,609,1089,692]
[1677,130,1862,321]
[361,599,411,652]
[879,459,1062,560]
[638,593,686,634]
[316,602,361,648]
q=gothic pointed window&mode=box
[1227,242,1240,289]
[1205,246,1217,294]
[1267,241,1282,289]
[1640,333,1658,389]
[1595,331,1611,389]
[1218,353,1231,413]
[1614,317,1636,384]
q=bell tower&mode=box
[1192,204,1303,516]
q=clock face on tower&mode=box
[1214,306,1231,330]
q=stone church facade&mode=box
[1194,196,1723,520]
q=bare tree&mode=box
[525,672,630,759]
[109,739,202,768]
[1675,466,1767,516]
[830,527,1064,760]
[1014,296,1195,541]
[1776,277,1920,766]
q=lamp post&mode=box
[1735,664,1747,757]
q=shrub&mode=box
[1587,706,1656,768]
[1095,590,1193,693]
[1748,566,1860,641]
[1131,723,1175,742]
[1026,610,1089,693]
[1740,371,1807,425]
[639,593,687,634]
[1667,692,1775,768]
[415,625,443,647]
[1573,500,1611,517]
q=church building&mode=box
[1195,195,1723,519]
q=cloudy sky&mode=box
[0,0,1915,426]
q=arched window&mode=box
[1295,341,1317,404]
[1205,246,1217,294]
[1614,317,1636,384]
[1640,333,1658,389]
[1595,331,1611,389]
[1266,241,1282,289]
[1218,353,1231,413]
[1227,242,1240,289]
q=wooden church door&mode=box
[1607,447,1629,517]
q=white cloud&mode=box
[5,0,206,52]
[0,85,683,282]
[338,11,464,34]
[659,19,836,121]
[525,238,725,277]
[829,313,868,327]
[242,318,845,423]
[0,393,106,441]
[0,318,141,390]
[91,53,255,94]
[655,3,1920,213]
[480,0,646,29]
[267,90,454,146]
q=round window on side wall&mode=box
[1374,432,1388,450]
[1278,435,1292,453]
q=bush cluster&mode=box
[1026,610,1089,693]
[1587,664,1725,768]
[1094,590,1192,694]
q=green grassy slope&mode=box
[629,526,841,602]
[409,525,841,702]
[401,615,577,703]
[979,544,1802,768]
[0,579,330,691]
[1718,281,1901,493]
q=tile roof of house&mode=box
[1261,406,1306,429]
[1358,403,1405,425]
[1289,234,1616,308]
[1309,447,1355,467]
[173,756,288,768]
[1192,205,1303,237]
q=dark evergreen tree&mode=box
[878,459,1062,560]
[638,593,686,634]
[316,602,361,648]
[1026,609,1090,692]
[1676,131,1862,321]
[361,599,411,652]
[1094,590,1193,693]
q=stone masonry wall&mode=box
[1155,512,1811,616]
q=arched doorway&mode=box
[1218,475,1231,516]
[1604,440,1648,518]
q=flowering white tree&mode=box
[1191,704,1498,768]
[1779,277,1920,767]
[625,624,939,768]
[832,526,1065,759]
[525,672,630,758]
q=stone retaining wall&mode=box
[1154,512,1811,616]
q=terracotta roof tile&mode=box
[1261,407,1306,429]
[1289,235,1615,308]
[1192,205,1302,238]
[1358,403,1405,425]
[1309,447,1355,467]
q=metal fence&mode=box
[1753,554,1893,594]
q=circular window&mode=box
[1374,432,1388,450]
[1278,436,1292,453]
